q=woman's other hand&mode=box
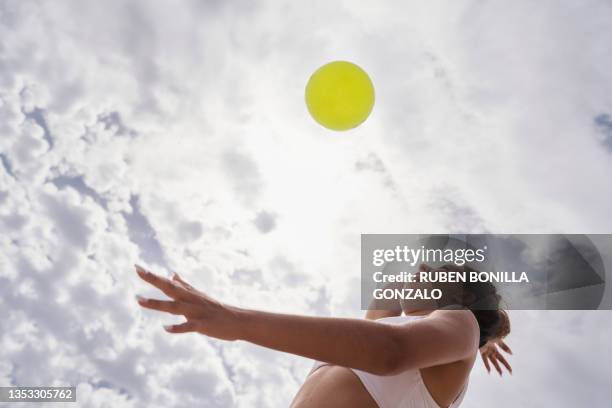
[480,339,512,376]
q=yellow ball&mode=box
[305,61,375,131]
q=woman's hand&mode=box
[134,265,244,340]
[479,338,512,376]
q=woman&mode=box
[135,262,512,408]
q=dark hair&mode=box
[471,309,510,348]
[440,264,511,348]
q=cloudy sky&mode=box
[1,0,612,406]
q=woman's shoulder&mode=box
[430,307,478,322]
[428,308,480,339]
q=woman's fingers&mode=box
[498,339,513,355]
[135,265,174,295]
[164,320,199,333]
[489,355,503,376]
[482,354,491,373]
[136,296,192,315]
[481,342,511,376]
[172,272,212,299]
[495,351,512,374]
[172,272,194,291]
[135,265,198,302]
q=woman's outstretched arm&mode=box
[238,307,479,375]
[135,265,479,376]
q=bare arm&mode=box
[239,309,404,375]
[237,308,479,375]
[135,265,479,376]
[365,309,401,320]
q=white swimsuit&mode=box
[309,315,469,408]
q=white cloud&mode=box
[1,0,612,407]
